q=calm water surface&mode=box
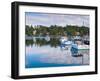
[25,36,89,68]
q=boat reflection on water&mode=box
[25,36,89,68]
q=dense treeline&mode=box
[25,25,89,37]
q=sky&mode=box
[25,12,90,27]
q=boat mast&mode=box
[82,21,84,27]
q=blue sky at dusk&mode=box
[25,12,89,27]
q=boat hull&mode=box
[71,44,89,50]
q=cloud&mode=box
[25,12,89,27]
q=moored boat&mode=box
[60,36,73,50]
[60,37,72,45]
[71,44,89,50]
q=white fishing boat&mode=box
[60,37,72,45]
[63,41,73,45]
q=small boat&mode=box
[71,44,89,50]
[60,37,68,42]
[83,40,89,45]
[63,41,73,45]
[60,37,73,50]
[82,35,90,45]
[73,36,82,41]
[71,44,89,57]
[60,37,72,45]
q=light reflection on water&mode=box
[25,37,89,68]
